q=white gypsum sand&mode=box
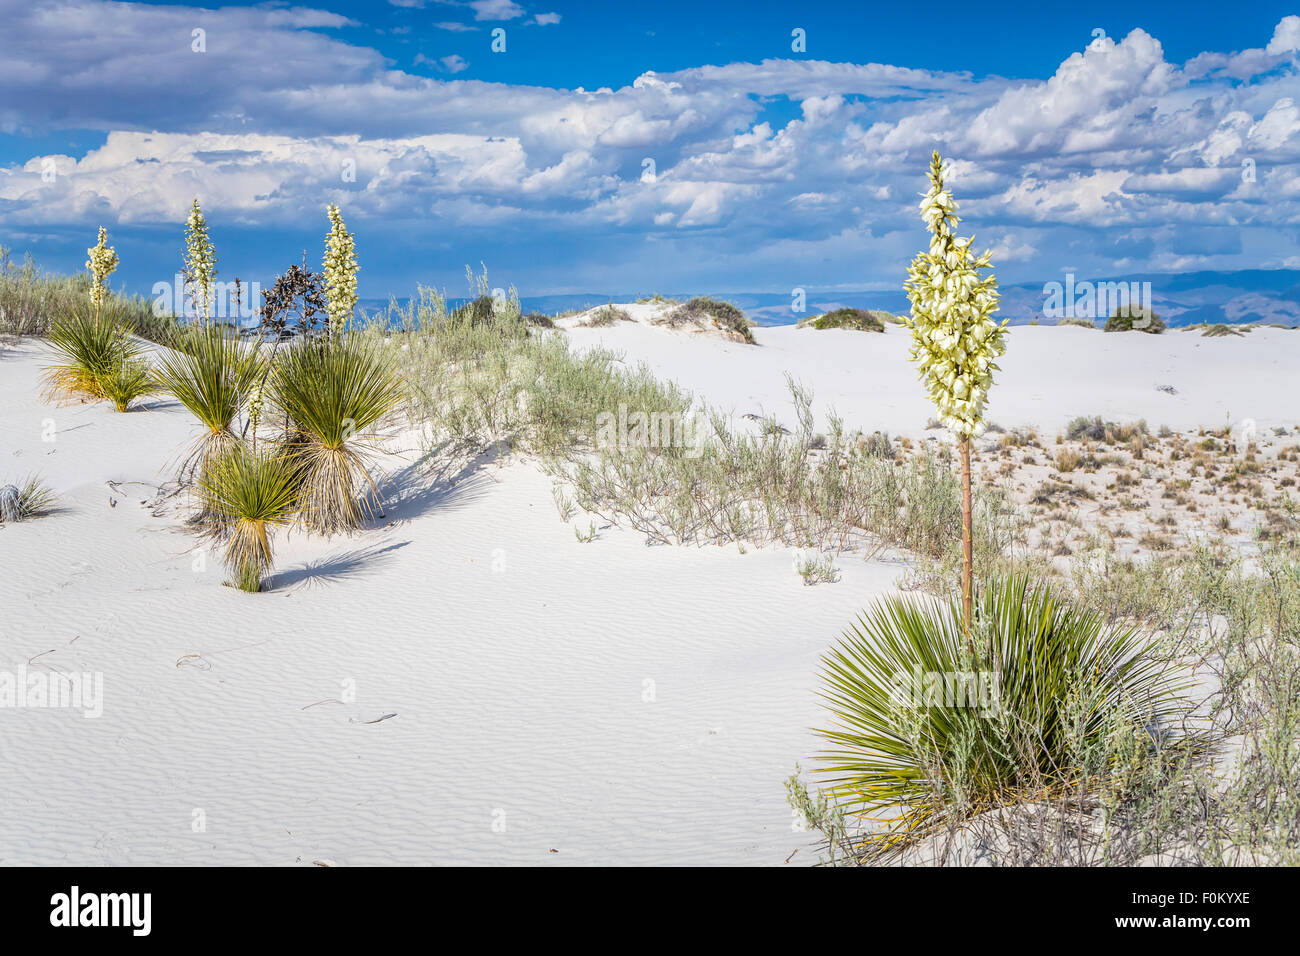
[1,318,1297,865]
[562,307,1300,438]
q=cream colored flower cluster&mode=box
[184,198,218,322]
[903,151,1007,439]
[85,226,119,316]
[322,204,358,334]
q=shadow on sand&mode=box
[272,539,413,590]
[270,448,503,590]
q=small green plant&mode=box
[98,354,158,412]
[198,446,299,592]
[0,475,56,522]
[272,334,403,534]
[794,550,839,585]
[1056,317,1096,329]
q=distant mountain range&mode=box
[357,269,1300,329]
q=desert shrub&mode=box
[1065,416,1147,444]
[0,475,56,522]
[810,575,1200,863]
[259,264,327,338]
[562,382,1020,560]
[41,308,148,405]
[1056,317,1096,329]
[271,333,403,534]
[198,446,299,592]
[0,247,180,343]
[1104,305,1165,334]
[451,294,503,326]
[580,305,633,327]
[1200,323,1246,338]
[1055,448,1081,472]
[807,308,885,332]
[390,299,1020,563]
[659,296,753,343]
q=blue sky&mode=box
[1,0,1299,304]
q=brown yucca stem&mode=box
[960,435,973,652]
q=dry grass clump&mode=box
[0,475,56,523]
[579,305,633,328]
[1065,416,1148,444]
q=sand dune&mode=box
[2,320,1295,865]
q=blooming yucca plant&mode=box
[904,151,1008,634]
[322,204,358,338]
[85,227,119,318]
[184,198,218,326]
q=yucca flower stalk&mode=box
[322,204,358,338]
[85,227,119,318]
[245,378,266,451]
[184,198,218,327]
[199,446,299,592]
[904,151,1007,639]
[153,325,263,486]
[272,334,402,534]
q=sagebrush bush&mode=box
[1,246,181,343]
[807,308,885,332]
[1105,305,1165,333]
[658,296,753,343]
